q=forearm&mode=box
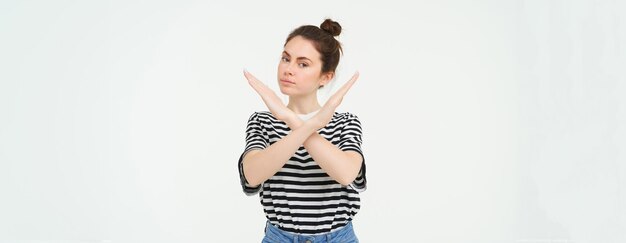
[288,118,362,186]
[304,134,362,185]
[242,120,319,187]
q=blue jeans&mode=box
[262,221,359,243]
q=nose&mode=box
[284,63,295,76]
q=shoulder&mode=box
[247,111,280,124]
[248,111,272,118]
[333,111,361,123]
[331,112,362,129]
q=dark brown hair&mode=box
[284,19,343,75]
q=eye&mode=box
[281,56,290,62]
[298,63,309,68]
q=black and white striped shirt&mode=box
[238,111,367,235]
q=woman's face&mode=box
[277,35,332,97]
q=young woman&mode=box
[238,19,366,243]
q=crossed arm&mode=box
[242,114,363,187]
[241,70,362,187]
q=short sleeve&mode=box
[338,113,367,192]
[237,112,268,195]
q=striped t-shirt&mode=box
[237,111,367,235]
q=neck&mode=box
[287,94,321,115]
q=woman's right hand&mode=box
[244,69,297,124]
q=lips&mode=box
[280,79,295,84]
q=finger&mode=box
[243,70,283,108]
[243,69,260,85]
[243,69,268,93]
[333,71,359,98]
[322,72,358,109]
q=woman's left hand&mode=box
[310,71,359,129]
[244,70,297,124]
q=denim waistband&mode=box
[264,220,356,243]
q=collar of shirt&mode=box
[296,109,320,121]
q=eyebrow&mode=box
[282,51,313,62]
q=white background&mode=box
[1,0,624,242]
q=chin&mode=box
[278,87,291,96]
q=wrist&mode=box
[305,116,324,130]
[301,119,321,133]
[285,113,304,129]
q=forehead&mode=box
[284,36,321,61]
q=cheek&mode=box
[277,62,286,71]
[300,67,318,76]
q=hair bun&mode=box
[320,19,342,36]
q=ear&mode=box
[319,71,334,86]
